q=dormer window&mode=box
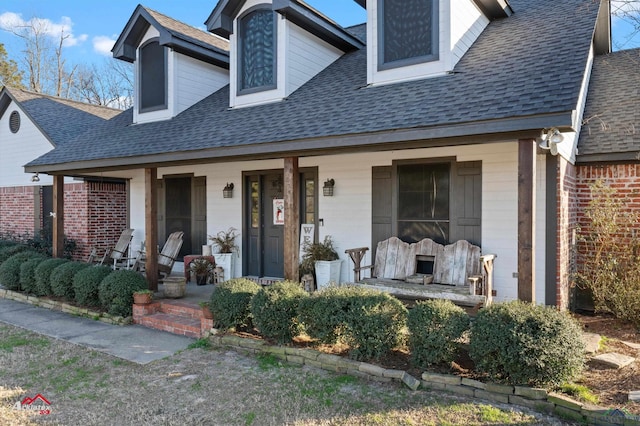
[238,8,276,93]
[139,39,167,112]
[378,0,439,70]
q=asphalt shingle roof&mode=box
[145,7,229,53]
[27,0,601,170]
[7,88,122,147]
[577,48,640,160]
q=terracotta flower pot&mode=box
[133,292,153,305]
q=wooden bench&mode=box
[345,237,496,307]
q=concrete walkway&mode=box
[0,298,194,364]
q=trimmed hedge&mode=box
[50,262,91,300]
[20,257,50,293]
[407,299,470,367]
[469,301,585,387]
[250,280,308,344]
[0,251,40,290]
[98,270,147,317]
[299,285,407,361]
[34,259,69,296]
[209,278,261,330]
[0,244,32,266]
[73,266,112,307]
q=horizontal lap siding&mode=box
[176,54,229,114]
[126,142,545,302]
[286,22,342,96]
[451,0,489,64]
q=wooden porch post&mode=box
[145,168,159,291]
[284,157,300,281]
[52,175,64,258]
[518,139,536,303]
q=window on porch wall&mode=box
[397,163,450,244]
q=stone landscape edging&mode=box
[0,288,131,325]
[209,332,640,426]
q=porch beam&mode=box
[145,168,159,291]
[517,139,536,303]
[52,175,64,258]
[284,157,300,281]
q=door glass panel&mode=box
[304,178,315,224]
[251,181,259,228]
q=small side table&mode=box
[183,255,216,281]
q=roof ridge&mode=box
[8,87,122,112]
[142,5,229,46]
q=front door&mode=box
[245,170,317,278]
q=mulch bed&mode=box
[232,312,640,414]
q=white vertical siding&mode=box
[535,154,547,304]
[0,102,75,187]
[286,22,342,96]
[125,142,548,302]
[175,53,229,114]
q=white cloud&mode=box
[0,12,87,47]
[93,35,116,56]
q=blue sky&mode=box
[0,1,365,67]
[0,1,637,70]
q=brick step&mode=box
[158,300,203,320]
[138,312,202,339]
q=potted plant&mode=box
[199,301,213,319]
[209,228,239,282]
[300,236,342,290]
[133,289,153,305]
[190,258,214,286]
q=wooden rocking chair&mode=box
[90,229,134,269]
[133,231,184,279]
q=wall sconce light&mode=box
[323,179,335,197]
[223,182,234,198]
[31,173,40,183]
[538,128,564,156]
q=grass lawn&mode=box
[0,324,572,425]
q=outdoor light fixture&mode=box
[31,173,40,183]
[223,182,234,198]
[538,127,564,156]
[323,179,335,197]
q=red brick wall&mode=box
[555,157,578,310]
[0,181,127,261]
[576,163,640,263]
[86,182,128,261]
[0,186,36,238]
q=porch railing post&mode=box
[145,168,159,291]
[518,138,536,303]
[284,157,300,281]
[52,175,65,258]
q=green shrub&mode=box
[469,301,584,387]
[34,259,69,296]
[576,180,640,326]
[408,299,470,367]
[0,244,32,266]
[298,285,407,361]
[20,256,50,293]
[250,280,308,344]
[50,262,91,300]
[209,278,261,330]
[0,251,40,290]
[73,266,112,307]
[98,270,147,317]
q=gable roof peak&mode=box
[112,4,230,68]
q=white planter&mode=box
[215,253,236,282]
[315,260,342,290]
